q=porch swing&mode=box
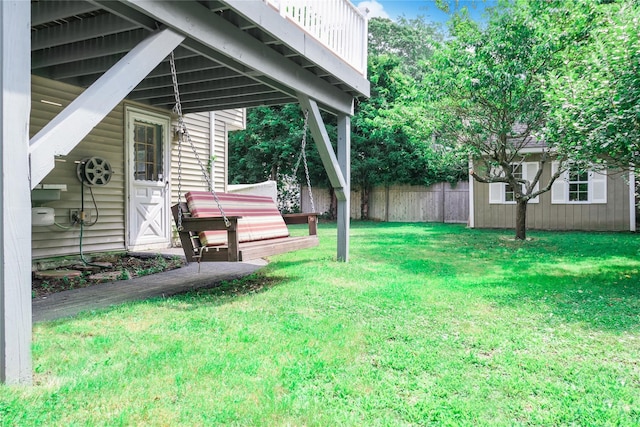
[169,53,319,263]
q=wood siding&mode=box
[302,182,469,223]
[472,162,632,231]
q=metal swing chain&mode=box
[293,110,315,213]
[170,52,230,229]
[170,52,185,231]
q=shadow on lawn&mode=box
[183,273,292,302]
[489,270,640,332]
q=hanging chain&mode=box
[176,119,184,230]
[170,52,185,230]
[294,110,315,213]
[169,52,230,228]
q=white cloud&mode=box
[357,1,389,20]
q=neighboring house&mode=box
[469,152,636,232]
[1,0,369,383]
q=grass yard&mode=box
[2,222,639,426]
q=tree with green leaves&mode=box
[352,52,467,218]
[350,17,468,218]
[227,104,328,213]
[424,1,605,240]
[229,17,467,217]
[228,104,305,184]
[543,0,640,169]
[368,16,443,80]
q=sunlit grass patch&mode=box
[3,222,640,425]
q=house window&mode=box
[551,161,607,204]
[504,164,523,202]
[568,168,589,202]
[133,121,163,181]
[489,162,539,204]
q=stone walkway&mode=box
[32,252,267,322]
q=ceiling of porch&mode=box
[31,0,369,115]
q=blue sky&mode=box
[355,0,493,23]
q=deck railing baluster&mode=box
[263,0,367,76]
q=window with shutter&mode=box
[551,162,607,204]
[488,162,540,204]
[551,161,568,204]
[525,162,540,204]
[590,170,607,204]
[504,164,522,202]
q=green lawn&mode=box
[2,222,639,426]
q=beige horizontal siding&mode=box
[170,112,216,202]
[212,115,228,191]
[473,160,631,231]
[215,109,245,131]
[32,77,231,259]
[31,75,126,259]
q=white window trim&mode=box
[489,162,540,204]
[551,161,607,204]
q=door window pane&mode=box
[133,121,163,181]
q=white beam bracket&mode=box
[28,28,185,188]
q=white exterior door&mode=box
[126,107,171,250]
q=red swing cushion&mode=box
[185,191,290,246]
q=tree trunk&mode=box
[361,187,370,220]
[515,200,528,240]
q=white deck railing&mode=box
[265,0,368,76]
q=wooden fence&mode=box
[302,182,469,223]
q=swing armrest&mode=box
[175,215,243,262]
[282,213,319,236]
[177,216,242,232]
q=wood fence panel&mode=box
[369,187,388,221]
[444,181,469,223]
[423,183,444,222]
[350,189,362,218]
[301,182,469,223]
[301,186,332,214]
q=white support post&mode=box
[298,94,352,262]
[1,0,32,385]
[337,114,351,262]
[29,28,186,188]
[298,95,347,200]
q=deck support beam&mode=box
[28,28,185,188]
[119,0,355,116]
[298,95,351,262]
[0,0,32,384]
[336,114,351,262]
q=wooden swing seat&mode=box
[172,191,319,263]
